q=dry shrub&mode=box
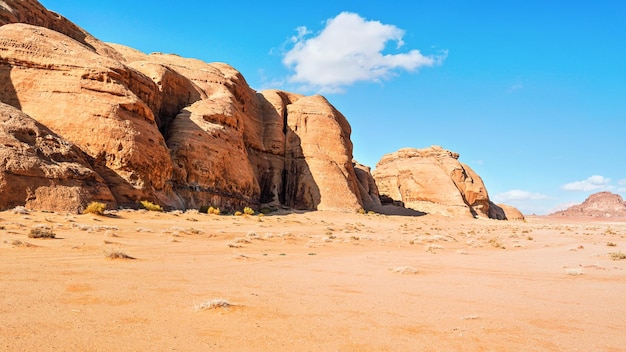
[84,202,106,215]
[609,251,626,260]
[29,227,56,239]
[243,207,255,215]
[195,299,232,311]
[104,248,135,260]
[140,200,163,212]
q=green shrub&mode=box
[209,206,221,215]
[29,228,56,239]
[140,200,163,212]
[84,202,106,215]
[243,207,255,215]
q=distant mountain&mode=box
[550,192,626,218]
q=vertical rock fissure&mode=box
[279,106,289,206]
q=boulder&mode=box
[373,146,494,218]
[0,102,115,212]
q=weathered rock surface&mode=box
[0,102,115,212]
[353,160,381,211]
[550,192,626,218]
[372,146,494,218]
[489,202,525,221]
[0,0,366,212]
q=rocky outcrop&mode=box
[353,160,381,211]
[489,202,525,221]
[0,102,115,212]
[0,0,366,212]
[550,192,626,218]
[372,146,494,218]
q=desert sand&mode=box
[1,209,625,351]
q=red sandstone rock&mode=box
[0,102,115,212]
[373,146,495,218]
[550,192,626,218]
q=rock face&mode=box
[372,146,495,218]
[0,0,365,212]
[0,102,115,212]
[353,161,381,211]
[550,192,626,218]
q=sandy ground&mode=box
[1,208,625,351]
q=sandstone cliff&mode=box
[0,0,365,212]
[550,192,626,218]
[373,146,500,218]
[0,102,115,212]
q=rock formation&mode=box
[353,161,382,211]
[372,146,496,218]
[0,102,115,212]
[0,0,365,212]
[550,192,626,218]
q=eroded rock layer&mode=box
[0,0,365,212]
[373,146,494,218]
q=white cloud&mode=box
[283,12,445,93]
[493,189,549,202]
[561,175,612,192]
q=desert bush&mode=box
[140,200,163,212]
[208,206,221,215]
[104,248,134,260]
[357,208,366,215]
[195,299,231,311]
[29,228,56,239]
[234,211,243,216]
[488,237,505,249]
[243,207,255,215]
[84,202,106,215]
[607,242,617,247]
[609,251,626,260]
[12,206,29,215]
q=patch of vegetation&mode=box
[609,251,626,260]
[83,202,106,215]
[234,211,243,216]
[12,206,29,215]
[357,208,366,215]
[28,228,56,239]
[488,237,505,249]
[607,242,617,247]
[195,299,232,311]
[199,205,221,215]
[140,200,163,212]
[243,207,255,215]
[104,249,135,260]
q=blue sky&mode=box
[39,0,626,214]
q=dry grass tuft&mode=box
[609,251,626,260]
[391,266,418,274]
[195,299,232,311]
[104,248,135,260]
[140,200,163,212]
[28,227,56,239]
